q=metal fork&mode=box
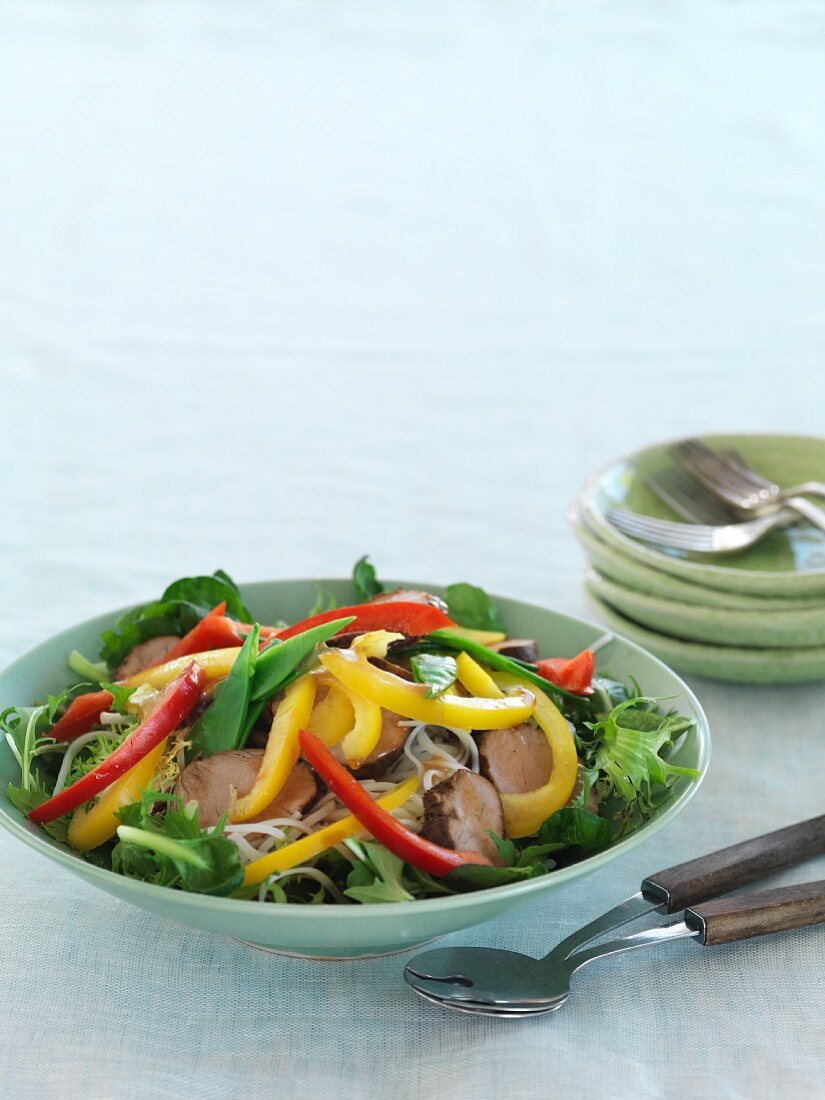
[645,467,742,525]
[606,506,788,553]
[672,440,825,532]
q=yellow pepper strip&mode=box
[492,672,579,839]
[67,737,168,851]
[119,648,241,691]
[242,776,419,886]
[228,675,316,823]
[307,677,355,747]
[336,682,383,768]
[448,627,507,646]
[455,652,504,700]
[320,647,535,730]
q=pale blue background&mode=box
[1,3,823,1098]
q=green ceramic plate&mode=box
[586,570,825,648]
[571,505,822,612]
[586,590,825,684]
[577,434,825,596]
[0,579,710,960]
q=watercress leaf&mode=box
[353,556,383,601]
[444,583,505,632]
[410,653,458,698]
[162,571,251,623]
[538,807,614,850]
[250,616,355,701]
[188,624,259,759]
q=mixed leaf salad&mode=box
[2,562,700,904]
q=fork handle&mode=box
[686,881,825,945]
[642,814,825,913]
[784,496,825,534]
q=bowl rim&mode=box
[0,578,711,921]
[575,430,825,581]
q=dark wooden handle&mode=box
[685,881,825,945]
[641,814,825,913]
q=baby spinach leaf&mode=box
[538,807,614,851]
[188,624,259,760]
[100,570,250,670]
[444,583,505,632]
[410,653,458,698]
[161,571,251,623]
[353,556,383,601]
[250,616,355,702]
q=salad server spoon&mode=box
[405,814,825,1017]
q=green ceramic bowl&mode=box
[578,434,825,596]
[0,579,710,960]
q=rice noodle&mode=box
[257,866,349,905]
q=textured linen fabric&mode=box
[1,3,824,1098]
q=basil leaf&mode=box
[250,616,355,701]
[353,556,383,601]
[538,807,614,850]
[410,654,458,698]
[188,624,259,759]
[444,583,505,632]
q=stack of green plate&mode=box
[571,434,825,683]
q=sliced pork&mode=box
[421,770,505,865]
[477,722,553,795]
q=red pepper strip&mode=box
[29,662,207,826]
[157,602,243,664]
[298,729,491,877]
[276,601,455,643]
[49,690,116,743]
[535,649,595,694]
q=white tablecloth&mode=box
[1,3,823,1098]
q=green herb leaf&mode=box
[250,616,355,702]
[161,572,251,623]
[586,699,699,816]
[353,556,383,601]
[444,583,505,632]
[99,682,137,716]
[410,653,458,698]
[188,625,259,759]
[343,839,414,904]
[112,795,243,895]
[307,586,338,616]
[444,863,543,891]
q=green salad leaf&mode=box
[585,698,699,816]
[537,807,614,851]
[410,653,458,698]
[7,780,69,844]
[444,583,505,632]
[343,839,414,904]
[353,556,383,601]
[113,794,243,896]
[100,569,250,670]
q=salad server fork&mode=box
[405,814,825,1016]
[606,506,786,553]
[407,883,825,1018]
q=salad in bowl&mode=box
[2,560,703,922]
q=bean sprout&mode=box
[257,866,349,905]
